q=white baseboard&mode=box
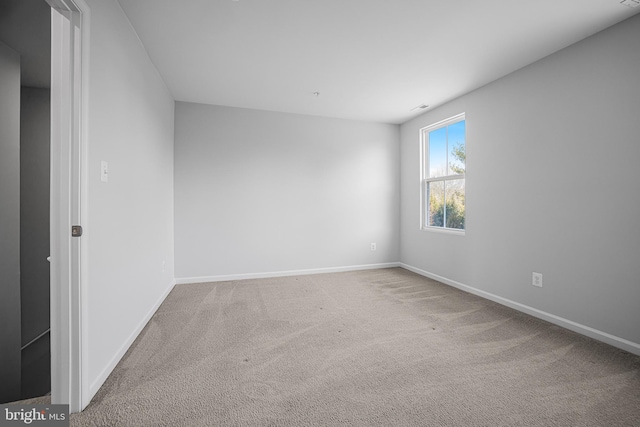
[399,263,640,356]
[175,262,401,285]
[88,278,177,397]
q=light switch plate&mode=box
[101,161,109,182]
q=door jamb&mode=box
[47,0,89,413]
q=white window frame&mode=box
[420,113,466,235]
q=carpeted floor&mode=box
[70,268,640,426]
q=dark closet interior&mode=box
[0,0,51,403]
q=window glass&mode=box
[445,179,465,230]
[447,121,465,175]
[427,181,445,227]
[428,127,447,178]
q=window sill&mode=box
[421,226,465,236]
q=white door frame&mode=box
[47,0,89,413]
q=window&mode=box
[421,113,466,232]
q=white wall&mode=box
[400,14,640,349]
[174,102,399,281]
[84,0,175,396]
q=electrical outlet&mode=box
[370,243,377,251]
[532,272,543,288]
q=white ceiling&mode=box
[117,0,639,124]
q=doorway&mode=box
[0,0,53,404]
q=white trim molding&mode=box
[399,263,640,356]
[176,263,401,285]
[48,0,90,413]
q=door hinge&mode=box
[71,225,83,237]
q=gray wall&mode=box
[400,14,640,346]
[20,87,50,346]
[20,87,51,399]
[0,41,22,403]
[0,0,51,89]
[84,0,175,396]
[174,102,400,280]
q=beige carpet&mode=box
[70,268,640,426]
